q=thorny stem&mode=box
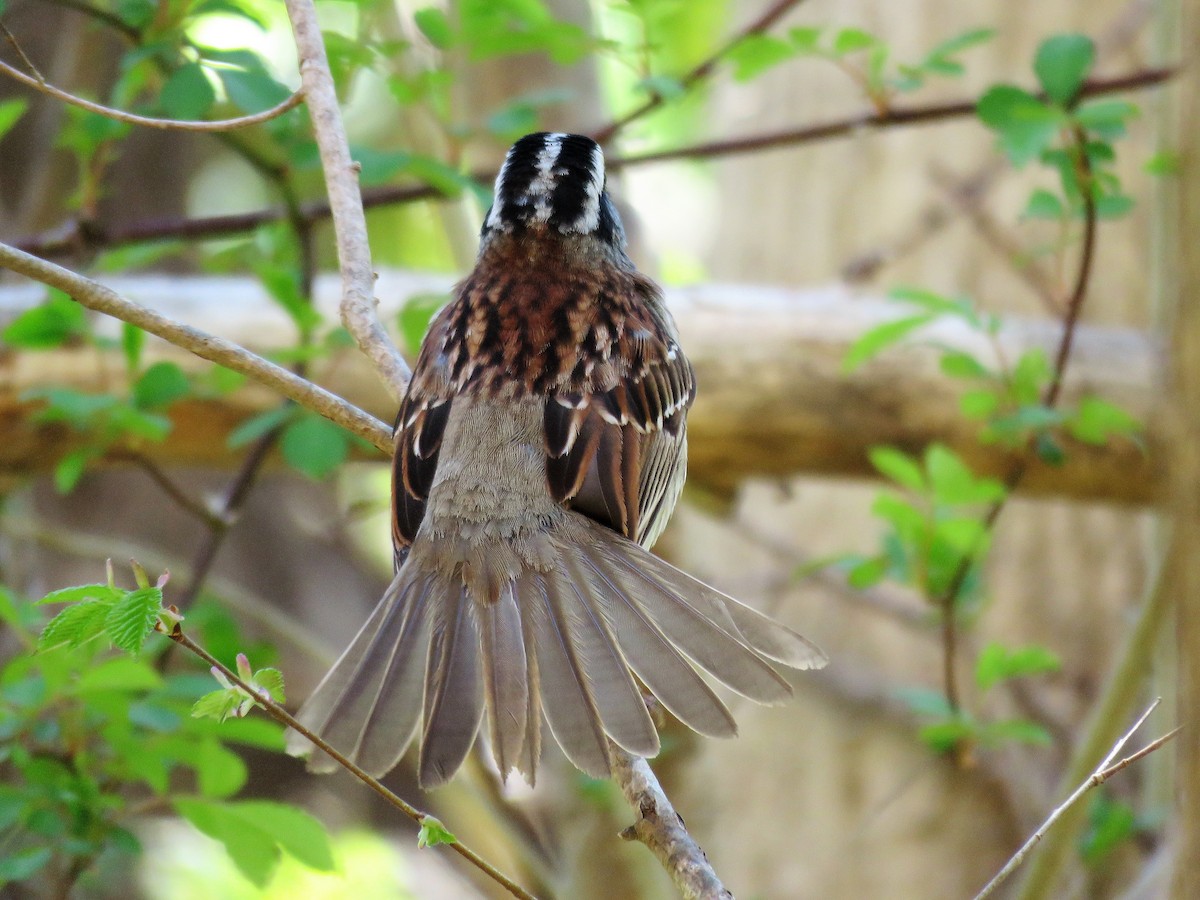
[938,124,1099,719]
[165,626,538,900]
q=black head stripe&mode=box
[484,132,619,242]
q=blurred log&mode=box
[0,272,1159,503]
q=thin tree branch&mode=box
[282,0,411,401]
[0,241,393,453]
[592,0,812,145]
[164,626,537,900]
[0,55,305,131]
[938,125,1099,716]
[973,700,1177,900]
[8,68,1173,260]
[610,748,733,900]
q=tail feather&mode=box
[287,573,425,774]
[419,584,485,787]
[479,582,528,778]
[555,557,659,758]
[576,547,738,738]
[290,514,826,788]
[589,538,793,704]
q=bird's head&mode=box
[480,132,626,257]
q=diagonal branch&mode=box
[0,55,305,131]
[0,241,392,453]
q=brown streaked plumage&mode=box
[288,132,827,788]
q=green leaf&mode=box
[1144,150,1180,176]
[133,362,190,409]
[939,351,990,379]
[960,389,1000,420]
[1074,99,1138,138]
[846,555,888,589]
[160,63,216,119]
[980,718,1053,747]
[925,444,1005,504]
[1082,793,1138,865]
[975,641,1061,691]
[832,28,876,55]
[2,290,88,349]
[193,740,248,799]
[843,314,933,371]
[175,798,282,887]
[281,414,350,480]
[252,667,285,703]
[192,688,246,723]
[39,599,113,651]
[728,34,796,81]
[868,446,925,491]
[924,27,995,61]
[0,97,29,140]
[74,656,162,693]
[104,587,162,654]
[217,66,291,114]
[38,583,122,605]
[414,7,454,48]
[1011,348,1053,403]
[417,815,457,848]
[1034,34,1095,106]
[787,27,822,53]
[121,323,145,374]
[232,801,334,871]
[1068,396,1141,445]
[0,846,52,882]
[977,85,1062,166]
[227,406,294,449]
[1023,188,1065,219]
[256,264,320,332]
[919,719,975,753]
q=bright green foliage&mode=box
[417,815,458,849]
[975,642,1061,691]
[1,290,88,349]
[192,653,287,723]
[0,97,27,140]
[281,412,353,480]
[1081,792,1141,866]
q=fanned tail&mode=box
[289,515,826,788]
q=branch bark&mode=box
[610,749,732,900]
[0,274,1159,502]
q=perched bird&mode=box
[288,132,827,788]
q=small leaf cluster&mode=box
[728,26,994,106]
[192,652,286,723]
[978,34,1138,220]
[2,573,330,892]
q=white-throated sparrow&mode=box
[288,132,827,788]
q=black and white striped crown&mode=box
[482,132,624,245]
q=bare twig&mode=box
[0,56,305,131]
[592,0,812,145]
[282,0,411,401]
[165,627,537,900]
[610,748,732,900]
[10,68,1173,260]
[973,700,1178,900]
[0,241,393,453]
[0,22,43,80]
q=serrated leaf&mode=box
[192,688,246,722]
[104,587,162,653]
[843,314,933,371]
[38,583,123,605]
[251,667,285,703]
[39,600,113,651]
[133,361,190,409]
[281,414,350,480]
[417,815,457,848]
[868,446,926,491]
[1035,34,1095,106]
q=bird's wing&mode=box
[543,283,695,549]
